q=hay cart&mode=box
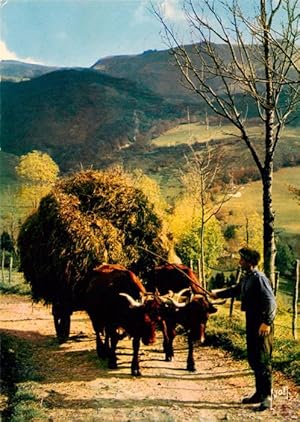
[18,168,167,342]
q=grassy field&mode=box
[150,121,300,239]
[151,121,300,148]
[223,166,300,236]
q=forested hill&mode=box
[1,47,299,176]
[0,68,188,172]
[92,48,200,103]
[92,46,300,127]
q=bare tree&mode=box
[181,144,236,286]
[153,0,300,283]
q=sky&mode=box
[0,0,188,68]
[0,0,292,68]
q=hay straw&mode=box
[18,167,167,304]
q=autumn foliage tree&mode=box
[15,150,59,211]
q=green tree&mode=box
[154,0,300,283]
[167,194,199,241]
[1,231,14,252]
[238,212,263,257]
[131,169,168,219]
[176,215,224,279]
[0,186,22,252]
[275,237,296,276]
[15,150,59,210]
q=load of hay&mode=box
[18,167,168,306]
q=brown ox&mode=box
[147,263,218,372]
[83,263,159,376]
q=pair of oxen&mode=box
[53,263,222,376]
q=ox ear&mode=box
[119,293,144,308]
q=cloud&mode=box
[0,40,43,64]
[133,0,153,23]
[134,0,185,24]
[159,0,185,22]
[0,40,18,60]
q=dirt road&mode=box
[1,294,299,421]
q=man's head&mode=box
[239,247,260,268]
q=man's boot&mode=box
[242,392,263,404]
[256,395,272,411]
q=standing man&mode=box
[212,247,277,411]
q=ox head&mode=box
[155,288,193,308]
[179,294,216,343]
[186,293,227,343]
[119,292,157,346]
[158,289,220,344]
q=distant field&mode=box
[151,121,299,147]
[150,122,300,240]
[223,166,300,236]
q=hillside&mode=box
[1,46,299,177]
[92,45,300,126]
[0,68,187,172]
[0,60,60,82]
[93,49,200,103]
[93,45,255,103]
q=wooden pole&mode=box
[274,271,280,296]
[292,260,299,340]
[229,267,242,319]
[8,255,13,283]
[197,258,202,286]
[190,259,194,271]
[1,250,5,283]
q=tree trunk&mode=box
[262,166,276,285]
[200,226,205,289]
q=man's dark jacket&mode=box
[217,269,276,326]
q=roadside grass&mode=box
[207,294,300,386]
[0,333,46,421]
[0,272,44,421]
[0,271,31,296]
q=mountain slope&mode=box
[92,48,200,103]
[0,68,186,171]
[0,60,60,81]
[93,46,300,127]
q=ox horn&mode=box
[167,296,188,308]
[155,290,175,304]
[175,287,194,303]
[208,298,227,305]
[143,292,156,301]
[119,293,144,308]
